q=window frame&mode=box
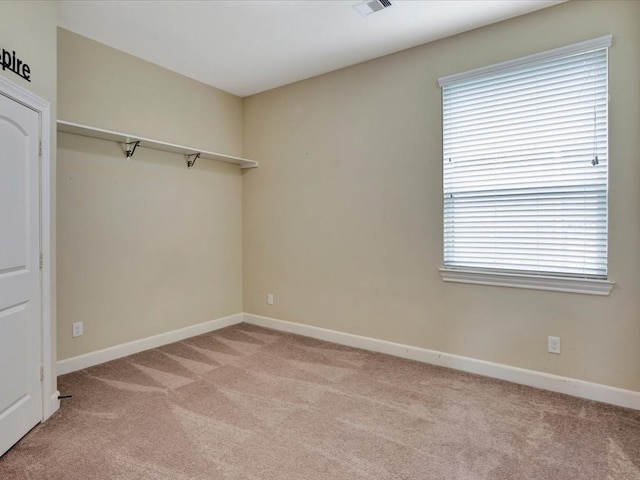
[438,36,614,295]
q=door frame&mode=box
[0,75,58,421]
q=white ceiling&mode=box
[58,0,563,97]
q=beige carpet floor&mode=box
[1,323,639,479]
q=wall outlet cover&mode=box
[72,321,83,338]
[548,336,561,354]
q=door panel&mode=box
[0,304,29,409]
[0,92,42,457]
[0,119,27,270]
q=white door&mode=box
[0,92,42,457]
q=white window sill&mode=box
[439,268,614,296]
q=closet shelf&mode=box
[57,120,258,169]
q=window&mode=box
[438,36,614,295]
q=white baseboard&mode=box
[57,313,243,375]
[243,313,640,411]
[55,311,640,410]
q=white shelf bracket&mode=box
[186,152,200,169]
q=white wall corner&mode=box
[57,313,244,375]
[242,313,640,411]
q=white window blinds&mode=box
[440,37,610,279]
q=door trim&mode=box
[0,75,58,420]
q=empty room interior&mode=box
[1,0,639,478]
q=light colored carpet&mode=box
[1,323,639,479]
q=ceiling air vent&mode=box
[353,0,397,17]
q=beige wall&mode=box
[242,0,640,392]
[0,1,58,401]
[0,2,57,105]
[57,29,244,360]
[58,29,242,156]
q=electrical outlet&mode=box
[548,336,561,354]
[267,293,274,305]
[72,321,83,338]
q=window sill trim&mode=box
[439,268,614,296]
